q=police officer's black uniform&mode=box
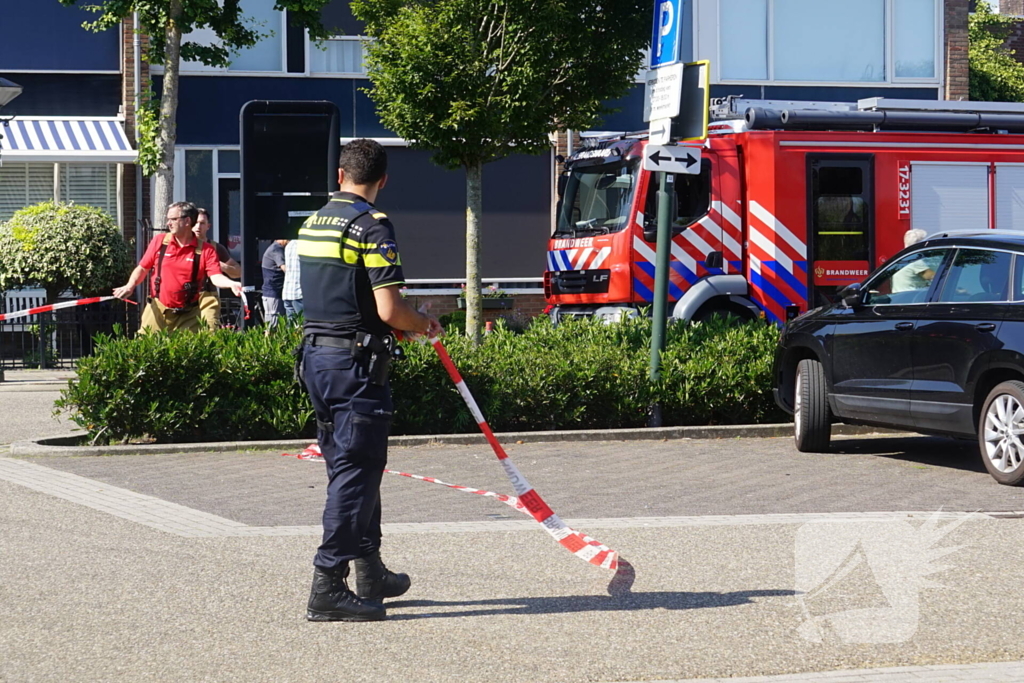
[298,191,409,622]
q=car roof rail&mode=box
[931,229,1024,239]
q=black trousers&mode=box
[303,342,393,571]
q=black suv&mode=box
[773,231,1024,485]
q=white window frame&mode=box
[701,0,943,87]
[305,32,371,78]
[173,146,243,244]
[156,6,289,76]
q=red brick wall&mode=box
[120,17,151,247]
[946,0,971,100]
[1001,0,1024,15]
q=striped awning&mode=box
[0,117,137,163]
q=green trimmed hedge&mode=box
[56,317,785,444]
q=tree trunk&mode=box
[465,160,483,344]
[152,0,184,227]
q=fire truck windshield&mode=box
[555,159,640,237]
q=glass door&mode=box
[807,155,874,307]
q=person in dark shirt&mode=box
[298,139,441,622]
[261,239,288,330]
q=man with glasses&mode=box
[113,201,243,333]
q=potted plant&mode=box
[457,283,513,310]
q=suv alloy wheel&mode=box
[979,380,1024,486]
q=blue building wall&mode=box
[0,3,120,72]
[160,76,392,144]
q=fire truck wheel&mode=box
[794,358,831,453]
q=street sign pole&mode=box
[648,170,673,427]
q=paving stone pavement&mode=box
[20,435,1024,528]
[4,433,1024,682]
[0,369,80,446]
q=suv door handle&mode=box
[895,322,914,331]
[976,323,997,332]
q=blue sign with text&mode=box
[650,0,684,69]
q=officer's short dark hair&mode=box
[169,201,199,227]
[339,139,387,185]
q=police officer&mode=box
[299,139,442,622]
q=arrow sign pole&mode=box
[648,169,673,428]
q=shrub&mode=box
[56,317,786,444]
[0,201,132,303]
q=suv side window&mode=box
[1009,253,1024,301]
[862,249,949,305]
[936,249,1011,303]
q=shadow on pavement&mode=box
[384,589,796,620]
[831,436,986,474]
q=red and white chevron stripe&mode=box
[429,338,619,571]
[0,295,123,322]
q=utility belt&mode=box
[295,332,402,387]
[148,297,199,315]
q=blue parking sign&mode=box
[650,0,684,69]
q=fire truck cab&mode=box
[546,97,1024,325]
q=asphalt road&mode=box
[3,434,1024,682]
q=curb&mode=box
[6,423,902,457]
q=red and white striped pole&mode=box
[0,295,134,323]
[429,337,619,571]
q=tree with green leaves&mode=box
[353,0,648,342]
[58,0,332,225]
[0,202,132,303]
[969,1,1024,102]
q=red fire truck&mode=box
[545,97,1024,325]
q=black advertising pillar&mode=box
[239,100,341,291]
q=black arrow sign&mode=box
[647,149,671,166]
[649,125,667,140]
[647,148,699,169]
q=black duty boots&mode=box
[306,564,386,622]
[352,551,411,601]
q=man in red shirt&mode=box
[113,201,243,333]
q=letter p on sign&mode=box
[650,0,682,67]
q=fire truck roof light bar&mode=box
[744,107,1024,134]
[859,98,1024,115]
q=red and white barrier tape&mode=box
[427,337,619,571]
[0,295,133,322]
[281,443,623,575]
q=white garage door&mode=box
[996,164,1024,231]
[911,162,989,235]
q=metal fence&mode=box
[0,291,140,370]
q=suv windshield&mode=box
[555,158,640,237]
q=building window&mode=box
[177,0,286,73]
[0,162,118,222]
[185,150,214,216]
[228,0,284,71]
[718,0,938,83]
[309,36,368,75]
[0,163,54,221]
[59,164,117,219]
[895,0,937,79]
[720,0,768,81]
